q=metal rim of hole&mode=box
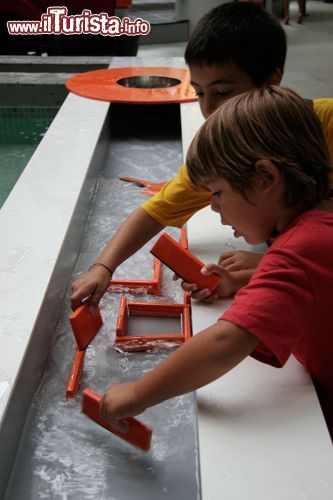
[117,75,181,89]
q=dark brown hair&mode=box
[184,2,287,85]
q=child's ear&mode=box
[254,159,280,191]
[268,68,282,85]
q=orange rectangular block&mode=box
[151,233,221,291]
[66,348,86,399]
[70,304,103,351]
[82,388,152,452]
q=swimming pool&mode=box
[0,107,58,208]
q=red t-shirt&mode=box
[222,210,333,435]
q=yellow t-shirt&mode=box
[142,98,333,228]
[142,163,211,228]
[313,98,333,161]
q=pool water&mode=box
[0,107,59,208]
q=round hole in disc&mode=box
[117,75,181,89]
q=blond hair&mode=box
[187,86,332,210]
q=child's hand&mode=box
[219,250,263,272]
[176,263,237,302]
[71,266,111,310]
[99,381,145,429]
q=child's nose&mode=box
[202,96,218,118]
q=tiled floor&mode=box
[130,0,176,23]
[138,1,333,98]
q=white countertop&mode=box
[0,93,109,427]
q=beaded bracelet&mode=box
[88,262,113,277]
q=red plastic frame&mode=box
[115,295,191,352]
[66,348,86,399]
[183,290,191,305]
[179,225,188,249]
[108,257,162,295]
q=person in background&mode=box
[283,0,305,24]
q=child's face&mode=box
[190,63,255,118]
[206,177,279,245]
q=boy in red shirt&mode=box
[99,86,333,440]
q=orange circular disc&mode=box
[66,67,198,104]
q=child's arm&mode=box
[71,207,164,309]
[71,165,211,310]
[100,320,259,423]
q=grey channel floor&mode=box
[4,104,200,500]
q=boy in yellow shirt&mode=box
[71,2,333,309]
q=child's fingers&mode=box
[180,281,198,293]
[99,397,128,431]
[222,261,242,272]
[218,255,235,268]
[172,273,179,281]
[201,263,225,277]
[202,292,219,303]
[218,251,236,263]
[70,286,91,310]
[113,418,130,433]
[71,282,106,311]
[70,295,81,311]
[191,288,212,300]
[89,284,107,310]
